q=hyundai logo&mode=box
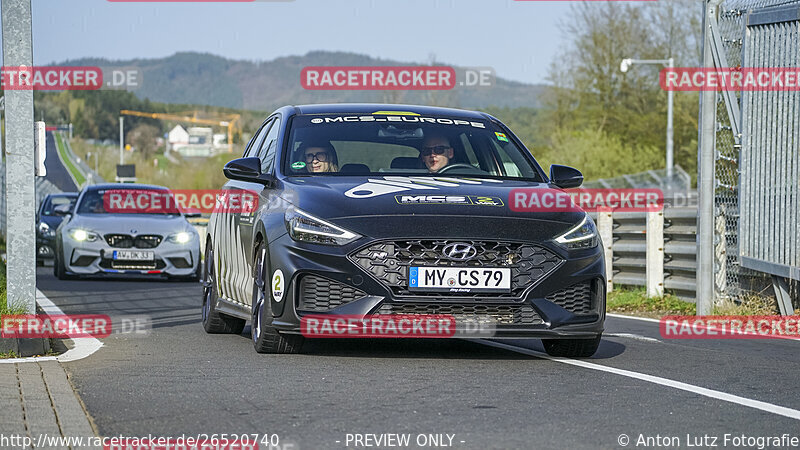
[442,243,477,262]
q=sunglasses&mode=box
[420,145,451,157]
[304,152,329,162]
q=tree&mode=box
[540,1,702,182]
[127,123,161,159]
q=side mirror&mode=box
[223,157,275,186]
[53,204,73,216]
[549,165,584,189]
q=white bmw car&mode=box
[54,183,201,280]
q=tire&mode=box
[54,251,75,280]
[201,242,245,334]
[251,242,304,354]
[542,335,602,358]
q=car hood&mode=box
[66,214,192,236]
[280,176,586,237]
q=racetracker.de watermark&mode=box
[302,66,455,90]
[301,314,498,338]
[103,189,258,214]
[0,314,151,338]
[0,66,140,91]
[660,315,800,340]
[660,67,800,91]
[509,188,664,213]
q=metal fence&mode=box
[700,0,800,312]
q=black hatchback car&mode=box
[37,192,78,265]
[203,104,605,357]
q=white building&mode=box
[168,125,189,146]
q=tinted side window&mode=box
[258,117,281,173]
[244,119,274,158]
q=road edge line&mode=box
[477,339,800,422]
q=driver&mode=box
[419,135,454,173]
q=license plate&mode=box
[408,267,511,293]
[112,250,154,261]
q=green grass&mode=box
[607,287,696,317]
[607,286,785,318]
[54,132,87,186]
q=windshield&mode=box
[76,188,180,215]
[41,195,77,216]
[283,113,545,181]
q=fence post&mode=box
[646,210,664,297]
[597,209,614,293]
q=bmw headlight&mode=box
[38,222,55,238]
[167,232,193,244]
[555,214,598,250]
[68,228,100,242]
[285,207,360,246]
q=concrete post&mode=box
[646,210,664,298]
[597,210,614,293]
[2,0,36,315]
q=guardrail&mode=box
[591,206,698,301]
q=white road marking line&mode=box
[478,340,800,422]
[606,313,662,323]
[37,289,104,362]
[607,313,800,342]
[605,333,661,343]
[0,290,104,364]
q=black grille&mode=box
[298,275,367,312]
[350,240,563,299]
[134,235,162,248]
[376,303,544,325]
[105,234,162,249]
[546,281,594,315]
[167,257,192,269]
[105,234,133,248]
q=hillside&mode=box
[59,51,546,111]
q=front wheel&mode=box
[201,242,245,334]
[542,335,601,358]
[251,243,304,354]
[54,250,75,280]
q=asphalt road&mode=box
[36,268,800,449]
[44,132,78,192]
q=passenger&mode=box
[300,142,339,173]
[419,135,454,172]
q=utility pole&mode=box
[119,116,124,165]
[2,0,37,317]
[620,57,676,182]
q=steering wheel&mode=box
[436,163,483,174]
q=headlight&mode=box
[38,222,54,237]
[285,207,361,246]
[555,214,598,250]
[68,228,100,242]
[167,232,192,244]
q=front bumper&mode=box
[61,235,200,277]
[266,233,605,339]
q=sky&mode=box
[3,0,574,85]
